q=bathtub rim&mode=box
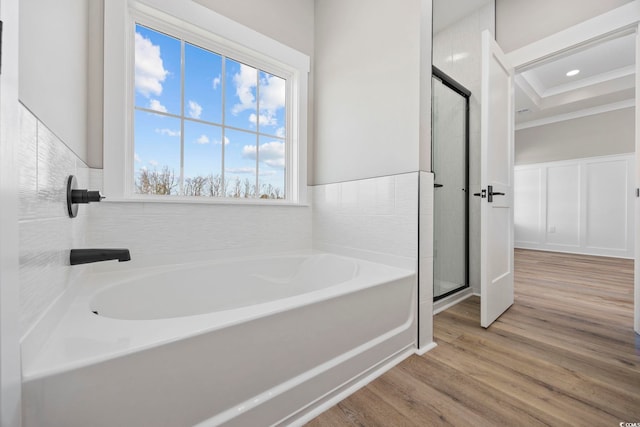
[22,251,416,382]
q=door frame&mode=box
[431,65,471,302]
[504,0,640,334]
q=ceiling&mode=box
[515,32,636,128]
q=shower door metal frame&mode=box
[432,65,471,302]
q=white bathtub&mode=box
[22,253,417,427]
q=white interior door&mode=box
[480,30,515,328]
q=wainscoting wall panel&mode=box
[514,154,634,258]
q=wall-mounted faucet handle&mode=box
[71,189,105,204]
[67,175,104,218]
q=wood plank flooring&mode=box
[306,249,640,426]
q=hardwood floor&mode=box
[306,249,640,426]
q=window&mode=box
[134,25,287,199]
[103,0,309,203]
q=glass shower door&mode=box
[432,70,469,300]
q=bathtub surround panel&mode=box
[88,197,312,269]
[22,256,416,427]
[18,105,91,337]
[311,173,419,270]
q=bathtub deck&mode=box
[306,249,640,426]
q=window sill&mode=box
[102,195,310,207]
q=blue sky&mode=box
[133,24,286,196]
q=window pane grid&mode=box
[133,107,285,139]
[179,39,185,196]
[133,23,286,200]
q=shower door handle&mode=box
[434,183,443,188]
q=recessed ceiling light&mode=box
[566,69,580,77]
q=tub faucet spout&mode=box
[70,249,131,265]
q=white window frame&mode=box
[104,0,309,204]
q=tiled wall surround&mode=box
[311,173,419,270]
[88,201,312,269]
[18,104,90,336]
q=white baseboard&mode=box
[515,245,633,260]
[414,342,437,356]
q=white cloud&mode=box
[148,160,159,167]
[155,128,180,137]
[188,100,202,119]
[212,75,221,90]
[276,127,285,138]
[249,113,277,127]
[148,99,167,113]
[226,167,255,174]
[134,153,141,163]
[196,134,210,145]
[213,136,230,145]
[231,64,257,115]
[259,73,285,117]
[231,67,286,129]
[135,32,168,97]
[242,140,285,169]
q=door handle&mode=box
[487,185,506,203]
[434,183,443,188]
[473,189,486,198]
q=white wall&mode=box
[19,0,91,164]
[17,105,92,337]
[1,0,22,424]
[514,154,635,258]
[496,0,633,53]
[194,0,314,56]
[313,0,424,184]
[433,3,494,294]
[515,108,635,165]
